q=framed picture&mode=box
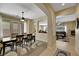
[76,18,79,29]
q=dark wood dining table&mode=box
[1,34,35,55]
[2,38,16,55]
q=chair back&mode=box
[22,33,27,38]
[11,33,18,38]
[27,34,32,40]
[0,40,3,48]
[0,39,3,44]
[22,33,27,36]
[16,35,24,42]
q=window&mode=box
[24,22,27,33]
[12,22,20,33]
[3,21,11,37]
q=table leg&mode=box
[3,43,5,56]
[33,36,35,42]
[16,43,17,52]
[0,48,2,55]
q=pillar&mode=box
[46,4,56,48]
[35,4,56,48]
[34,3,56,55]
[75,4,79,55]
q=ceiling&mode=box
[50,3,77,12]
[0,3,77,20]
[0,3,46,19]
[38,14,78,26]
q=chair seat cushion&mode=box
[0,43,3,48]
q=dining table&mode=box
[2,37,16,55]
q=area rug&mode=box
[4,40,47,56]
[58,38,69,42]
[54,48,71,56]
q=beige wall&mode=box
[56,6,76,16]
[63,21,76,36]
[36,33,48,42]
[26,20,35,34]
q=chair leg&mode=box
[21,43,23,47]
[0,48,2,56]
[30,40,32,46]
[11,43,14,51]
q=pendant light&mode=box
[20,11,25,21]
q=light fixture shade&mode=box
[20,19,24,21]
[20,11,25,21]
[62,3,65,6]
[22,17,25,19]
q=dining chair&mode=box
[26,34,33,46]
[11,33,18,38]
[0,40,3,55]
[22,33,27,45]
[16,35,24,48]
[3,37,15,51]
[32,35,35,42]
[22,33,27,36]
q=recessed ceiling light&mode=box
[62,3,65,6]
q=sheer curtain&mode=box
[2,21,24,37]
[11,23,19,34]
[3,21,10,37]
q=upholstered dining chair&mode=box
[3,37,15,52]
[0,40,3,55]
[11,33,18,38]
[26,34,33,46]
[16,35,24,48]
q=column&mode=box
[35,3,56,55]
[35,4,56,48]
[47,10,56,48]
[75,4,79,55]
[44,4,56,48]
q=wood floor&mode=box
[40,36,78,56]
[1,36,78,56]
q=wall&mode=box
[34,16,48,32]
[56,6,76,16]
[36,33,48,42]
[0,15,3,39]
[34,16,47,25]
[63,21,76,36]
[26,20,35,34]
